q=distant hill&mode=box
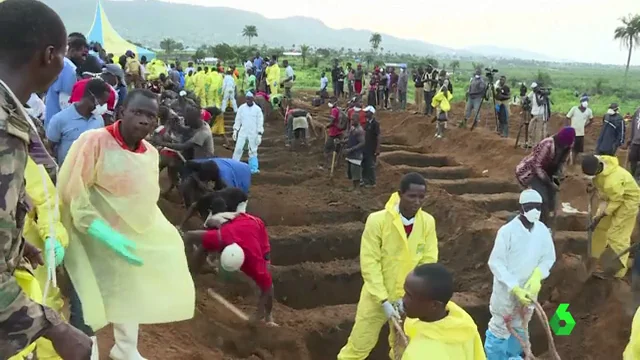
[41,0,556,61]
[463,45,561,62]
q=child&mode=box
[431,84,453,139]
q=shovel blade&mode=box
[600,247,625,275]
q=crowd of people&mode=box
[1,1,640,360]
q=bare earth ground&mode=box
[94,94,635,359]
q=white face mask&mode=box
[328,103,334,108]
[92,103,108,116]
[475,74,481,78]
[584,174,595,180]
[607,108,617,115]
[581,101,588,108]
[353,107,361,111]
[523,208,541,223]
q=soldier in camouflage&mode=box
[0,1,92,359]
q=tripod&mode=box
[470,77,499,132]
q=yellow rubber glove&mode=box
[524,267,543,296]
[512,286,532,305]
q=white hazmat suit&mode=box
[221,74,238,112]
[233,94,264,174]
[485,189,556,359]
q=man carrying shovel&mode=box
[582,154,640,278]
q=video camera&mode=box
[536,87,552,97]
[485,67,499,81]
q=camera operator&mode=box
[527,82,548,146]
[462,68,486,128]
[422,65,436,116]
[495,75,511,137]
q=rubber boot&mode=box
[248,156,260,174]
[109,324,146,360]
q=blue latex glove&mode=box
[87,219,143,266]
[44,237,65,267]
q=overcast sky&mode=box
[159,0,640,65]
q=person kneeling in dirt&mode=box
[179,158,251,208]
[402,263,485,359]
[515,126,575,226]
[178,187,248,231]
[582,154,640,278]
[337,173,438,359]
[485,189,556,360]
[183,201,276,326]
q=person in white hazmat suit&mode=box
[232,91,264,174]
[485,189,556,360]
[221,69,238,112]
[58,89,195,360]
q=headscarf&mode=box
[555,126,576,147]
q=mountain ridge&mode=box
[42,0,557,61]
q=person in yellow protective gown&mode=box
[337,172,438,360]
[193,67,207,107]
[208,68,223,108]
[624,306,640,360]
[401,263,485,360]
[431,84,453,138]
[266,58,281,95]
[185,70,195,92]
[582,154,640,278]
[58,89,195,360]
[12,158,70,360]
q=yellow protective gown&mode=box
[185,73,195,92]
[337,192,439,360]
[146,59,167,81]
[58,128,195,331]
[624,306,640,360]
[8,270,41,360]
[193,71,207,107]
[592,155,640,278]
[266,64,281,95]
[402,302,486,360]
[207,71,223,108]
[22,158,68,360]
[431,90,453,113]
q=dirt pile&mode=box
[94,94,635,359]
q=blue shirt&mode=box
[213,158,251,194]
[253,57,263,73]
[46,105,104,164]
[45,58,77,126]
[191,158,251,194]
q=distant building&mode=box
[283,52,302,57]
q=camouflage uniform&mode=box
[0,82,62,359]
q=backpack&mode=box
[469,77,486,96]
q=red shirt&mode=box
[328,107,343,137]
[404,224,414,236]
[105,121,147,153]
[70,78,117,113]
[202,214,272,291]
[347,108,367,126]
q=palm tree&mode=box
[159,38,183,58]
[450,60,460,73]
[300,44,310,68]
[369,33,382,51]
[242,25,258,45]
[614,14,640,78]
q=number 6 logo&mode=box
[549,303,576,336]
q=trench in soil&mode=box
[136,99,632,360]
